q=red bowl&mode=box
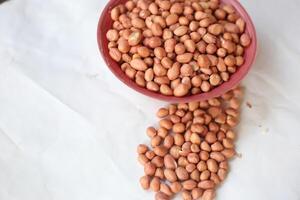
[97,0,257,103]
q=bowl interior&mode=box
[97,0,257,103]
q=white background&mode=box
[0,0,300,199]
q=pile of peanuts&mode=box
[106,0,251,97]
[137,87,243,200]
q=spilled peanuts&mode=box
[137,87,244,200]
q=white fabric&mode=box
[0,0,299,199]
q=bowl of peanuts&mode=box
[97,0,257,103]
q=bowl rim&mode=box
[97,0,257,103]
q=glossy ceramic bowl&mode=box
[97,0,257,103]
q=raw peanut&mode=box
[182,190,192,200]
[191,124,204,134]
[224,55,236,67]
[201,141,211,152]
[154,146,168,157]
[144,162,156,176]
[157,108,169,118]
[190,133,201,144]
[152,156,164,167]
[211,142,224,151]
[106,29,119,42]
[224,23,240,33]
[219,161,228,170]
[167,63,180,81]
[205,132,217,144]
[209,74,221,86]
[155,168,165,179]
[164,169,177,182]
[210,152,225,162]
[131,17,145,29]
[236,18,245,33]
[187,153,200,164]
[218,168,227,181]
[208,24,224,35]
[160,84,173,96]
[174,26,189,36]
[164,154,177,169]
[198,180,215,189]
[166,14,179,26]
[180,64,193,77]
[202,189,216,200]
[138,154,149,165]
[221,39,236,53]
[226,130,236,140]
[191,75,202,87]
[145,68,154,81]
[137,46,150,58]
[192,188,203,199]
[182,180,197,190]
[191,144,200,153]
[184,39,196,53]
[164,135,174,149]
[175,167,189,181]
[151,177,161,192]
[154,47,167,60]
[109,48,122,62]
[175,43,186,55]
[221,148,236,159]
[151,135,162,147]
[146,151,155,160]
[151,23,163,37]
[136,75,146,87]
[164,38,176,53]
[147,127,157,138]
[160,183,173,196]
[240,33,251,47]
[207,159,218,173]
[170,146,181,159]
[186,163,197,173]
[163,29,173,40]
[223,138,234,149]
[236,56,244,66]
[140,175,151,190]
[190,169,200,181]
[203,33,217,43]
[159,119,173,130]
[155,192,170,200]
[197,161,207,172]
[172,123,185,133]
[161,57,173,69]
[130,58,148,71]
[149,2,158,14]
[214,8,226,20]
[174,83,189,97]
[147,81,159,92]
[137,144,148,154]
[210,172,221,185]
[200,18,215,28]
[170,3,183,14]
[200,170,211,181]
[176,53,193,63]
[128,31,142,46]
[125,67,136,79]
[174,133,185,146]
[157,128,168,138]
[170,182,182,193]
[148,37,163,48]
[198,55,211,68]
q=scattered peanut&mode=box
[137,87,243,199]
